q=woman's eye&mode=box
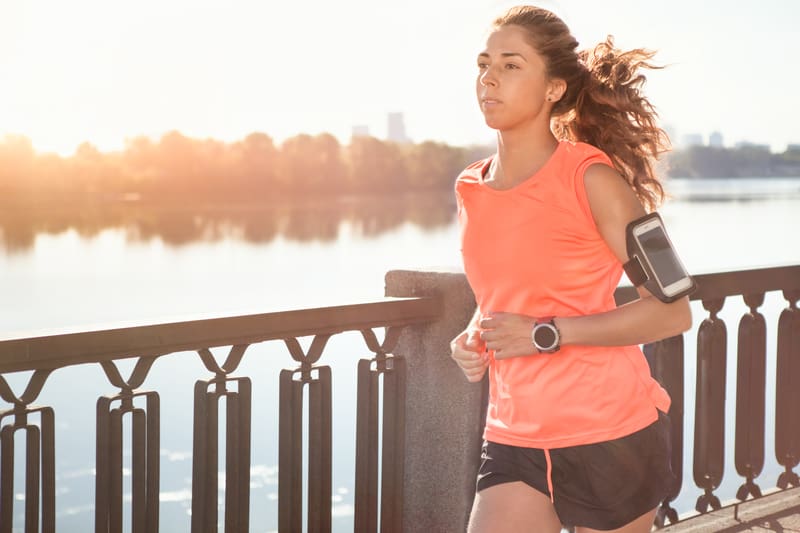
[505,63,519,70]
[477,62,488,69]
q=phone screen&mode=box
[637,225,687,286]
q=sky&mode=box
[1,0,798,156]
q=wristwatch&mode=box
[531,317,561,353]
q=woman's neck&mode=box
[490,126,559,188]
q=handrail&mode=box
[0,296,442,373]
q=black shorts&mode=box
[476,411,676,531]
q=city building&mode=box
[708,131,724,148]
[351,125,370,139]
[387,112,410,143]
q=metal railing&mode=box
[0,296,441,533]
[1,264,798,532]
[614,264,800,527]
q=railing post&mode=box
[644,335,685,527]
[734,292,767,501]
[693,297,727,513]
[776,288,800,489]
[385,269,486,533]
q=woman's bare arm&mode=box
[479,163,692,358]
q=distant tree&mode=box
[405,140,466,189]
[154,130,200,195]
[732,146,770,176]
[277,134,317,195]
[665,145,784,178]
[276,133,350,196]
[772,148,800,176]
[123,135,159,184]
[193,137,229,196]
[311,133,349,194]
[0,135,37,200]
[462,144,495,165]
[72,142,124,197]
[36,153,70,198]
[346,136,408,193]
[232,132,278,197]
[687,146,736,177]
[784,146,800,162]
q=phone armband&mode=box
[622,212,697,303]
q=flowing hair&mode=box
[492,6,670,210]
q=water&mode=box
[1,178,799,532]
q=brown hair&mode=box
[492,6,669,210]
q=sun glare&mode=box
[1,1,798,155]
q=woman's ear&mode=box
[547,78,567,103]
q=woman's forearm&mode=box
[467,307,482,330]
[557,295,692,348]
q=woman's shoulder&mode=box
[455,157,493,186]
[558,140,612,163]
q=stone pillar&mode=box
[385,268,487,533]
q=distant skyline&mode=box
[1,0,798,155]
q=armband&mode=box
[622,212,697,303]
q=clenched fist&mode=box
[450,328,490,382]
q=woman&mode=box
[450,5,692,533]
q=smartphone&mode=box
[630,216,694,299]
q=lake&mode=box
[1,177,800,532]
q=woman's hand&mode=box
[479,312,538,359]
[450,328,489,382]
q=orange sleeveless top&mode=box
[455,140,670,449]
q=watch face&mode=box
[535,325,557,349]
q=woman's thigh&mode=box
[468,481,562,533]
[575,507,657,533]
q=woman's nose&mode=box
[479,68,497,87]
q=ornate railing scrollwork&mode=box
[191,345,252,533]
[0,370,55,533]
[0,296,442,532]
[278,334,333,533]
[95,357,160,533]
[354,326,406,533]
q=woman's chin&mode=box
[482,116,505,130]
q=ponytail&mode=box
[551,37,669,211]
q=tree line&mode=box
[0,131,491,205]
[2,131,798,207]
[666,144,800,178]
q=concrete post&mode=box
[385,268,487,533]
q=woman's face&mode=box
[476,25,556,132]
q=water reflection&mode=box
[0,192,457,252]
